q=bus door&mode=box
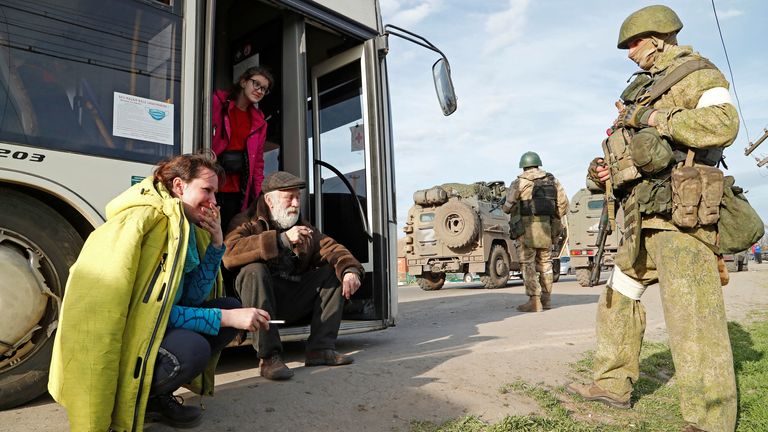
[309,42,389,326]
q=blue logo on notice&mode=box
[148,109,167,121]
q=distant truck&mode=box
[402,181,562,291]
[567,186,622,287]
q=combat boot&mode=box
[516,296,543,312]
[145,394,202,428]
[540,292,552,310]
[681,425,706,432]
[565,382,630,409]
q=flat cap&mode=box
[262,171,306,194]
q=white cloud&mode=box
[381,0,441,28]
[715,8,744,19]
[483,0,530,54]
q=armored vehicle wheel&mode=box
[481,245,510,289]
[417,272,445,291]
[0,188,83,409]
[434,201,479,249]
[576,268,591,287]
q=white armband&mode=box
[607,266,646,300]
[695,87,732,108]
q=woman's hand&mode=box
[200,203,224,247]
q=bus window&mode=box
[0,0,182,164]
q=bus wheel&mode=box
[417,272,445,291]
[576,268,591,287]
[0,188,83,409]
[482,245,510,289]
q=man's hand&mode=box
[284,225,313,246]
[200,203,223,247]
[617,104,657,129]
[220,308,271,332]
[589,158,611,184]
[342,272,361,300]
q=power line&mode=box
[710,0,750,143]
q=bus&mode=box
[0,0,456,409]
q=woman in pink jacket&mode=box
[212,66,273,231]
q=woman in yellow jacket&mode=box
[49,154,271,431]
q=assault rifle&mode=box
[590,177,615,287]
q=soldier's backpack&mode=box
[520,174,557,216]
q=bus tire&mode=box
[576,268,591,287]
[434,201,479,249]
[481,245,510,289]
[0,188,83,409]
[417,272,445,291]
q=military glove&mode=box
[618,104,656,129]
[588,157,605,183]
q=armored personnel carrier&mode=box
[402,181,561,291]
[567,186,621,286]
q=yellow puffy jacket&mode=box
[48,177,222,431]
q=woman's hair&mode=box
[154,152,225,195]
[228,65,275,100]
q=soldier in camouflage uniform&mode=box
[503,152,568,312]
[566,6,738,432]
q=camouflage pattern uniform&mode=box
[588,44,738,432]
[503,167,568,310]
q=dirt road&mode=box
[3,264,767,432]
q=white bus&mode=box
[0,0,456,409]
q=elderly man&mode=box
[223,171,363,380]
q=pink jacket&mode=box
[212,89,267,210]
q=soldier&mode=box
[566,6,738,432]
[503,151,568,312]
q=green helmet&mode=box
[519,151,542,168]
[617,5,683,49]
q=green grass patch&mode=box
[409,314,768,432]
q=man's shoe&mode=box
[516,296,543,312]
[145,394,202,428]
[565,382,631,409]
[260,354,294,380]
[305,349,354,367]
[540,293,552,310]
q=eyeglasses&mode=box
[249,79,270,95]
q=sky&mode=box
[380,0,768,234]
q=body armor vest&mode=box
[520,174,557,216]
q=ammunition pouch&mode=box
[670,164,723,228]
[635,177,672,216]
[603,128,641,191]
[629,127,674,175]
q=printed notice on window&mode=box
[113,92,174,145]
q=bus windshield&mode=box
[0,0,182,164]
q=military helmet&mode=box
[519,151,542,168]
[617,5,683,49]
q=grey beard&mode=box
[271,205,300,229]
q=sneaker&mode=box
[305,349,354,367]
[260,354,294,380]
[145,394,202,428]
[565,382,631,409]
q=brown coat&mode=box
[223,196,363,281]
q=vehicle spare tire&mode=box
[434,201,479,248]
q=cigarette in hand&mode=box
[268,320,285,324]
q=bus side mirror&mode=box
[432,58,457,116]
